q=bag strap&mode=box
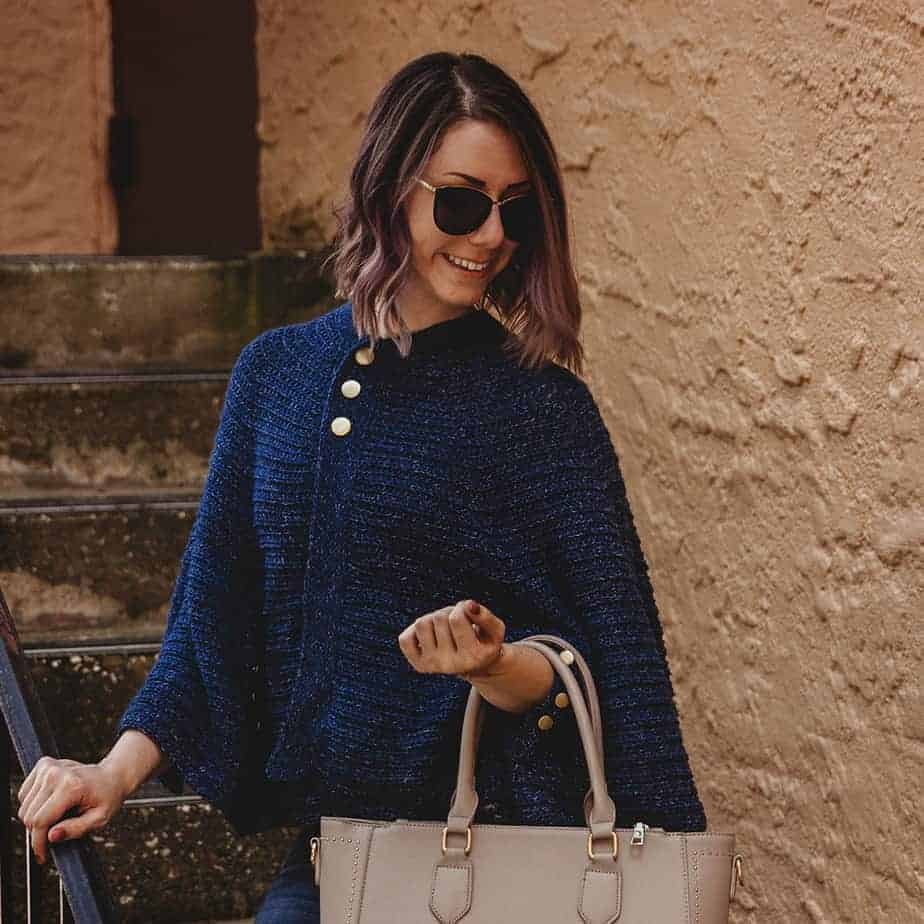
[518,634,605,824]
[445,635,618,858]
[518,633,603,762]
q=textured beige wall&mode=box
[257,3,924,921]
[0,0,116,253]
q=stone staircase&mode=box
[0,253,336,922]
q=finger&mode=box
[433,610,456,655]
[433,614,459,674]
[448,605,477,651]
[19,777,55,827]
[25,828,46,868]
[415,615,437,653]
[17,769,36,805]
[29,790,85,865]
[29,784,84,834]
[18,757,50,804]
[31,822,49,866]
[397,628,420,666]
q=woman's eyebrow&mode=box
[444,171,531,193]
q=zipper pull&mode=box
[631,822,650,846]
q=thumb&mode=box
[466,601,504,638]
[49,811,103,844]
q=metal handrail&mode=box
[1,587,128,922]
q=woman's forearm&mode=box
[98,730,168,799]
[463,643,554,714]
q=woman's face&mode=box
[400,118,529,318]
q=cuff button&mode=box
[537,714,554,731]
[554,692,570,709]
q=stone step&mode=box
[1,494,198,644]
[0,372,226,498]
[0,252,334,371]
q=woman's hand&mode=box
[17,757,130,865]
[398,599,507,680]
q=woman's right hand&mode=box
[17,757,129,865]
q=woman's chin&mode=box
[432,281,486,308]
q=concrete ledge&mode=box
[0,252,336,370]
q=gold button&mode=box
[561,650,575,666]
[354,346,375,365]
[330,416,352,436]
[554,692,570,709]
[341,379,361,398]
[537,714,554,731]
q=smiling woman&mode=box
[328,51,584,373]
[402,120,527,307]
[15,51,714,924]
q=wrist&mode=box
[460,642,511,682]
[97,754,136,802]
[99,729,164,800]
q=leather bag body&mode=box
[310,635,742,923]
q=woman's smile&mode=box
[441,252,491,277]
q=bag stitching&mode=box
[577,866,621,924]
[318,835,361,923]
[429,863,472,924]
[693,851,702,924]
[356,826,377,923]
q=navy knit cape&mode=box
[117,302,707,836]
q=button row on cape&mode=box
[538,687,571,731]
[330,345,376,437]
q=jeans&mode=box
[254,828,320,923]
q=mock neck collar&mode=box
[347,303,508,358]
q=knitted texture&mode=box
[118,302,707,835]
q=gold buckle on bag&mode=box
[587,831,618,860]
[441,825,472,855]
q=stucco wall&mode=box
[0,0,116,253]
[256,3,924,921]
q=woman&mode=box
[17,52,706,921]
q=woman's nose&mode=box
[469,203,506,248]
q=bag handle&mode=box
[514,634,607,825]
[515,634,604,761]
[444,634,619,859]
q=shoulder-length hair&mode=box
[325,51,584,375]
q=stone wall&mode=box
[255,3,923,921]
[0,0,116,253]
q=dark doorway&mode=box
[110,0,261,255]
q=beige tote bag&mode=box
[309,634,744,923]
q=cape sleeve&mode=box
[493,373,708,833]
[115,337,265,827]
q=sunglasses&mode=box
[415,178,537,244]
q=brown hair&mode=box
[326,51,583,375]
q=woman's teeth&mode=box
[444,254,488,272]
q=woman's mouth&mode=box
[442,253,490,276]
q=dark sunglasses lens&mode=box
[499,195,538,243]
[433,186,492,235]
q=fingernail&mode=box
[466,600,480,615]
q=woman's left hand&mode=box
[397,599,507,680]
